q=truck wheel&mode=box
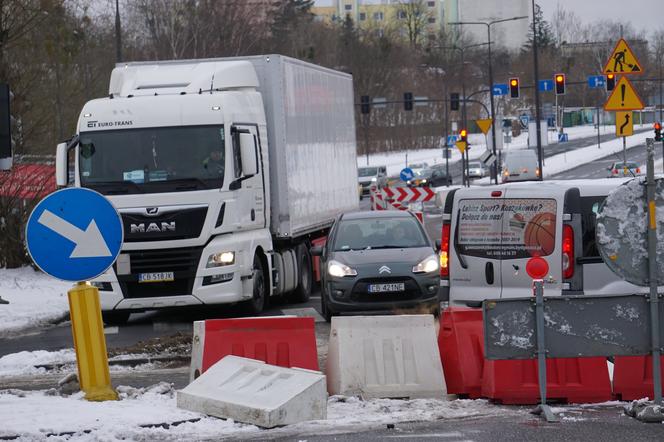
[101,310,130,325]
[292,244,312,303]
[245,255,266,314]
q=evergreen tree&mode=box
[523,3,554,51]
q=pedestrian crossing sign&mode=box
[603,38,643,75]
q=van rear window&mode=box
[456,198,557,259]
[580,196,605,258]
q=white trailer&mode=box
[56,55,359,323]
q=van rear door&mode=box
[499,187,565,298]
[449,189,504,305]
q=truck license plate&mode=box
[368,283,405,293]
[138,272,174,283]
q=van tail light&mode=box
[562,224,574,279]
[612,169,618,175]
[440,223,451,278]
[636,168,641,174]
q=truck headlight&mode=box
[328,260,357,277]
[413,254,439,273]
[206,251,235,268]
[371,177,377,182]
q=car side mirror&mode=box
[310,246,323,257]
[435,239,442,251]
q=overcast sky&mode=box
[538,0,663,35]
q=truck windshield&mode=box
[78,125,225,194]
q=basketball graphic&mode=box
[524,212,556,256]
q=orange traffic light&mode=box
[509,77,520,98]
[606,73,615,91]
[459,129,468,141]
[555,73,566,95]
[654,122,661,130]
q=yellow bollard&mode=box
[68,282,118,401]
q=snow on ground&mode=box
[0,267,70,336]
[359,124,620,177]
[0,385,520,441]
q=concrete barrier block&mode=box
[326,315,446,399]
[177,355,327,428]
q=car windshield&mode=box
[417,168,434,178]
[78,125,226,194]
[333,217,429,251]
[469,162,482,168]
[358,167,378,177]
[409,163,426,169]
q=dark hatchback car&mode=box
[407,167,453,187]
[311,211,441,321]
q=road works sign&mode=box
[476,118,493,135]
[615,111,634,137]
[603,38,643,75]
[603,76,644,111]
[26,188,123,281]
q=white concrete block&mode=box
[177,355,327,428]
[326,315,446,399]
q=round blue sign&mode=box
[400,167,415,182]
[26,188,123,281]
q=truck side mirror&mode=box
[239,133,258,176]
[55,142,68,187]
[310,246,323,257]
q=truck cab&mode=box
[56,56,358,323]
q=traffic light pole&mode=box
[531,0,544,181]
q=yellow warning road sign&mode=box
[603,38,643,75]
[476,118,493,135]
[455,140,467,154]
[615,111,633,137]
[603,76,644,111]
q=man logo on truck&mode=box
[130,222,176,233]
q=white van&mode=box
[502,149,539,182]
[438,178,657,306]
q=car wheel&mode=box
[101,310,130,326]
[321,292,333,323]
[292,244,312,303]
[245,255,266,314]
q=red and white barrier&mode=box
[370,185,434,222]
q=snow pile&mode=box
[0,267,70,336]
[0,385,519,440]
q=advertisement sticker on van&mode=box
[456,198,557,259]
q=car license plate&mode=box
[138,272,174,283]
[368,283,405,293]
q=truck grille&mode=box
[115,246,204,298]
[121,207,207,242]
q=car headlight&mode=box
[206,251,235,268]
[328,260,357,277]
[412,254,439,273]
[371,177,377,182]
[421,179,427,183]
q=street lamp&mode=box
[439,42,490,186]
[449,16,529,184]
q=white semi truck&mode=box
[55,55,359,324]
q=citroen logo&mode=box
[379,265,391,274]
[145,207,159,216]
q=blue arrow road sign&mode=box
[400,167,415,182]
[588,75,605,88]
[492,84,508,96]
[538,79,554,92]
[26,188,123,281]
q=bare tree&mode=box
[396,0,432,49]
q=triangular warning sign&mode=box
[455,140,467,154]
[603,38,643,75]
[476,118,493,135]
[603,76,644,111]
